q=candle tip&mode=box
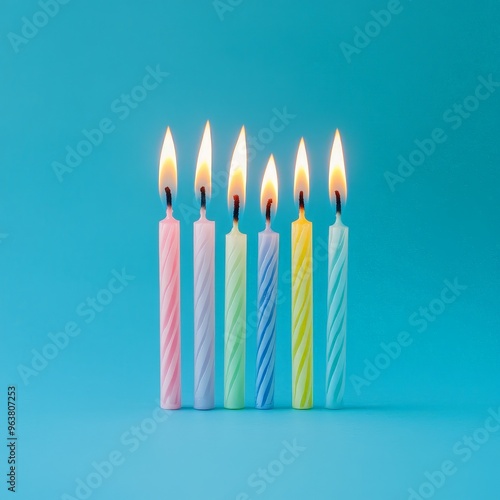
[165,187,172,208]
[233,194,240,223]
[200,186,206,209]
[335,190,341,215]
[299,190,305,211]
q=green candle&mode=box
[224,127,247,409]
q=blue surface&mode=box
[1,0,499,498]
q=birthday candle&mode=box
[224,127,247,409]
[326,130,348,409]
[193,122,215,410]
[291,139,313,410]
[256,156,279,410]
[158,128,181,410]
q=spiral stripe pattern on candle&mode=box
[291,221,313,409]
[256,233,278,409]
[326,227,348,409]
[159,222,181,409]
[194,222,215,409]
[224,233,246,408]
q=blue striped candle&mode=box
[326,130,348,409]
[256,156,279,409]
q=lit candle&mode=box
[291,138,313,410]
[158,127,181,410]
[193,122,215,410]
[256,155,279,410]
[224,127,247,410]
[326,129,348,410]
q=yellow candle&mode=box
[291,138,313,409]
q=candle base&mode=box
[292,404,313,410]
[255,402,274,410]
[194,396,214,411]
[224,403,245,410]
[325,401,343,410]
[194,405,214,411]
[160,401,181,410]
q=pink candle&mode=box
[158,128,181,409]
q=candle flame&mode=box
[195,121,212,199]
[293,138,310,202]
[158,127,177,201]
[329,129,347,204]
[227,126,247,210]
[260,155,278,216]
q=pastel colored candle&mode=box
[291,139,313,410]
[193,122,215,410]
[256,156,279,410]
[326,130,348,409]
[224,127,247,409]
[158,128,181,410]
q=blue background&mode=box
[1,0,499,498]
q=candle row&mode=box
[158,122,348,410]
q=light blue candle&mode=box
[326,130,348,409]
[256,156,279,409]
[326,212,348,409]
